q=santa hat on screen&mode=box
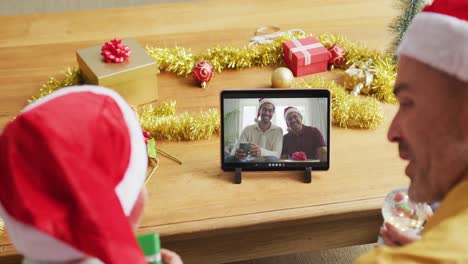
[397,0,468,82]
[283,106,302,120]
[255,98,275,122]
[0,85,147,263]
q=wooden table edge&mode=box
[138,196,384,241]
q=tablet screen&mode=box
[221,89,330,171]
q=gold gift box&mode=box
[343,67,374,95]
[76,38,158,105]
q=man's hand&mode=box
[235,148,246,160]
[380,222,420,247]
[161,248,183,264]
[249,144,261,157]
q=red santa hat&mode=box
[0,85,147,263]
[283,106,302,120]
[397,0,468,82]
[255,98,275,122]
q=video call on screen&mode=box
[223,97,328,164]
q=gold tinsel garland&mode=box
[317,34,397,104]
[28,70,220,141]
[29,68,83,103]
[30,33,395,133]
[298,78,384,129]
[146,33,397,104]
[135,102,220,141]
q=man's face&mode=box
[286,112,303,132]
[259,103,274,124]
[388,56,468,203]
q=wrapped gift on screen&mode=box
[282,37,330,77]
[76,38,158,105]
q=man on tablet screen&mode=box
[281,106,327,162]
[227,98,283,162]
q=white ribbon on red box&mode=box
[289,39,323,65]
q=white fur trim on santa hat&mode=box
[255,98,276,122]
[284,107,302,120]
[397,12,468,82]
[2,85,147,262]
[258,98,275,108]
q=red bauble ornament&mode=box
[143,131,151,139]
[327,45,346,69]
[101,39,131,63]
[192,61,214,88]
[142,130,152,144]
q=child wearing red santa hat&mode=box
[0,85,182,264]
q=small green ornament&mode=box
[147,138,157,159]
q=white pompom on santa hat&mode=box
[0,85,148,263]
[397,0,468,82]
[255,98,275,123]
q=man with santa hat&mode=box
[355,0,468,262]
[228,98,283,162]
[281,106,327,162]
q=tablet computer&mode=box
[221,89,330,172]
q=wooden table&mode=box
[0,0,407,263]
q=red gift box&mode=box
[282,37,330,77]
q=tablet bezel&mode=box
[221,89,330,171]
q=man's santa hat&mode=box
[255,98,275,123]
[283,106,302,120]
[0,85,147,263]
[397,0,468,82]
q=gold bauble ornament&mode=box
[271,67,294,88]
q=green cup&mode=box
[137,233,162,264]
[239,143,251,155]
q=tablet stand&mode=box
[235,167,242,184]
[304,167,312,183]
